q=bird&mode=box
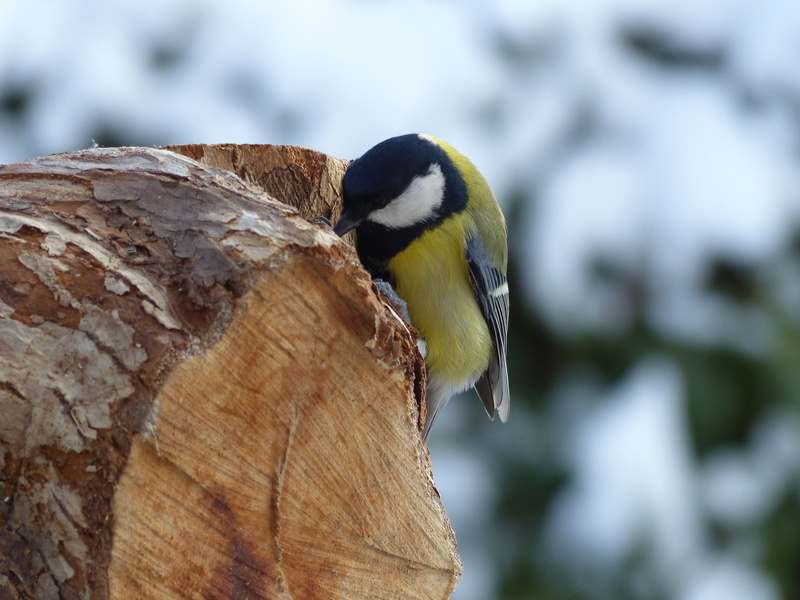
[333,134,509,439]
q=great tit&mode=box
[333,134,509,439]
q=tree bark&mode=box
[0,145,461,600]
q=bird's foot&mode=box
[373,279,411,324]
[308,215,332,228]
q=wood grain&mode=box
[0,145,459,600]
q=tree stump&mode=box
[0,145,461,599]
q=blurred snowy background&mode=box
[3,1,800,598]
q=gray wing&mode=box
[465,233,510,422]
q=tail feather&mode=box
[422,379,455,440]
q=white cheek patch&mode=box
[368,164,445,229]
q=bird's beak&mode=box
[333,211,362,237]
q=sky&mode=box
[2,1,800,599]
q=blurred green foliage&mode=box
[483,18,800,600]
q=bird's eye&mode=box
[375,194,393,209]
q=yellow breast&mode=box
[387,216,492,388]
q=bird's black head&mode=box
[334,134,466,238]
[343,134,439,211]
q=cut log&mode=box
[0,145,460,600]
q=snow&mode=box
[525,142,646,334]
[702,410,800,528]
[544,359,704,592]
[542,359,790,600]
[728,0,800,95]
[429,442,498,599]
[517,21,799,343]
[680,556,778,600]
[0,0,501,160]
